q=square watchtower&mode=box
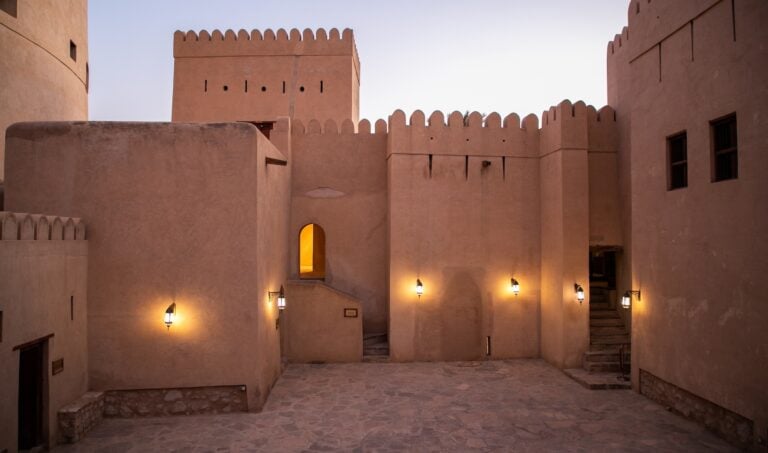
[172,28,360,126]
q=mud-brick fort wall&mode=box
[4,122,291,413]
[0,212,88,452]
[386,102,620,364]
[290,118,388,333]
[0,0,88,180]
[172,28,360,126]
[608,0,768,445]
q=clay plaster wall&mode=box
[608,0,768,440]
[0,212,88,453]
[172,29,360,126]
[289,118,388,333]
[0,0,88,179]
[387,110,542,362]
[4,122,290,411]
[281,280,363,363]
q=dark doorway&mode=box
[589,249,617,290]
[18,341,45,450]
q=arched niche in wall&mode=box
[299,223,326,279]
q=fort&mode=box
[1,0,766,451]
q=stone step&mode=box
[589,302,611,310]
[590,318,624,327]
[362,355,390,363]
[563,368,632,390]
[363,342,389,356]
[584,350,626,362]
[364,333,387,346]
[584,361,625,373]
[591,335,630,345]
[588,343,631,351]
[590,326,628,336]
[589,310,621,319]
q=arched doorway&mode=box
[299,224,326,279]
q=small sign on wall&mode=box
[343,308,358,318]
[52,358,64,375]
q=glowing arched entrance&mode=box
[299,224,326,279]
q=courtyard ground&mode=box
[56,359,735,452]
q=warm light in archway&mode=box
[299,224,326,279]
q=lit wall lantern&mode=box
[269,285,287,310]
[621,290,641,309]
[574,283,585,304]
[510,278,520,296]
[164,303,176,330]
[416,278,424,298]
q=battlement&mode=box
[292,118,388,135]
[174,28,359,61]
[1,211,86,241]
[540,100,617,155]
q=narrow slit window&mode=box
[320,80,324,93]
[70,40,77,61]
[711,114,738,182]
[282,81,286,94]
[245,80,248,92]
[204,80,208,92]
[667,132,687,190]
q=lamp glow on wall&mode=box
[164,303,176,330]
[416,278,424,298]
[621,290,641,309]
[574,283,585,304]
[269,285,286,310]
[510,277,520,296]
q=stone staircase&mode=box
[585,289,631,374]
[363,333,389,362]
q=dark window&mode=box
[667,132,688,190]
[320,80,324,93]
[85,62,89,92]
[711,114,738,181]
[69,40,77,61]
[223,85,228,91]
[0,0,17,17]
[299,86,305,92]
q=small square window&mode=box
[0,0,18,18]
[711,114,737,182]
[70,40,77,61]
[667,132,687,190]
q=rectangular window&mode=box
[0,0,18,17]
[667,132,688,190]
[69,40,77,61]
[711,114,738,181]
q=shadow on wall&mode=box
[417,269,483,361]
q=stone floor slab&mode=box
[55,359,736,452]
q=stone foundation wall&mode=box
[104,385,248,418]
[639,369,754,449]
[58,392,105,443]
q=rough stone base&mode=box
[639,369,753,449]
[104,385,248,418]
[58,391,105,443]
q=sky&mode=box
[89,0,629,123]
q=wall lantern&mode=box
[269,285,287,310]
[416,279,424,298]
[574,283,585,304]
[621,290,641,309]
[164,303,176,330]
[510,278,520,296]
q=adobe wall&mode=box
[0,0,88,180]
[0,212,88,453]
[608,0,768,445]
[172,28,360,126]
[281,280,363,363]
[4,121,290,412]
[387,109,542,362]
[289,118,388,333]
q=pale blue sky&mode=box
[89,0,629,122]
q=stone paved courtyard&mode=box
[56,360,736,452]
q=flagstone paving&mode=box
[55,359,736,452]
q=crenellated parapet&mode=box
[540,100,617,155]
[0,211,86,241]
[292,118,388,136]
[386,109,539,158]
[174,28,359,64]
